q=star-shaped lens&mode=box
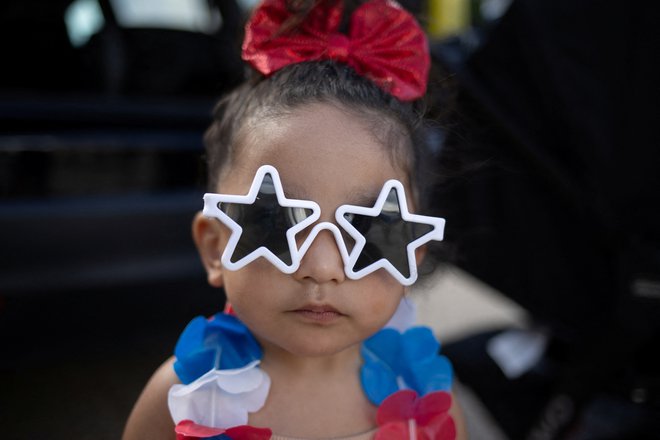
[203,166,320,273]
[336,181,445,286]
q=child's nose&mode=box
[293,227,346,284]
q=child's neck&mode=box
[260,341,362,377]
[251,341,377,438]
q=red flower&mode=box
[375,390,456,440]
[175,420,271,440]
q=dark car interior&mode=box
[1,1,245,437]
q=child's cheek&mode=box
[223,262,285,303]
[359,275,405,322]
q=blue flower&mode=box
[360,326,453,405]
[173,313,262,384]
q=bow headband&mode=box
[242,0,430,101]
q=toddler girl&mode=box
[124,0,466,438]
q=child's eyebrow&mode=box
[281,182,310,201]
[345,189,379,207]
[283,184,379,207]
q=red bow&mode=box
[242,0,430,101]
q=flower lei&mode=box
[169,312,455,439]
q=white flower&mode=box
[168,360,271,428]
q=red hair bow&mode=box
[242,0,430,101]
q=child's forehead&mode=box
[215,102,414,207]
[238,103,405,169]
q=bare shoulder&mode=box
[122,356,179,440]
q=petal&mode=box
[175,317,207,359]
[206,315,263,371]
[215,361,265,394]
[376,390,417,424]
[208,313,249,336]
[175,420,227,437]
[404,355,453,395]
[374,421,410,440]
[362,328,402,372]
[174,350,217,386]
[401,327,439,363]
[211,369,270,427]
[214,396,250,428]
[225,425,272,440]
[421,413,456,440]
[171,369,223,397]
[169,382,227,427]
[241,370,271,413]
[360,358,400,405]
[414,391,452,425]
[169,375,224,425]
[174,317,218,385]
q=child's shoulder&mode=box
[122,357,179,440]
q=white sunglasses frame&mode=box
[202,165,445,286]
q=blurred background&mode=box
[1,0,658,439]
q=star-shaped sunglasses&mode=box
[202,165,445,286]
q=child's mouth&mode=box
[292,305,343,323]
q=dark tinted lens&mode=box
[220,174,312,265]
[348,189,433,278]
[285,206,313,227]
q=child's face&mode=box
[197,102,412,358]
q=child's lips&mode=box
[291,304,344,323]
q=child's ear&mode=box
[192,212,225,288]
